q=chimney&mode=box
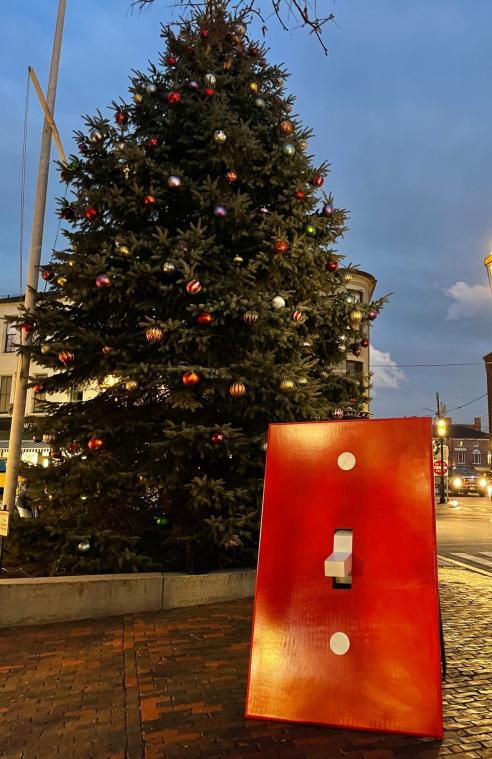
[474,417,481,431]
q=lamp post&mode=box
[436,417,447,504]
[483,254,492,475]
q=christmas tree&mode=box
[15,2,385,574]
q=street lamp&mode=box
[484,253,492,293]
[437,417,447,504]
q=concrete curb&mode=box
[0,568,256,628]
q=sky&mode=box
[2,0,492,425]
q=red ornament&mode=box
[249,46,259,57]
[311,173,324,187]
[182,370,200,386]
[292,310,304,323]
[361,338,370,348]
[145,326,164,343]
[32,383,44,394]
[144,195,156,205]
[101,345,113,355]
[326,261,338,272]
[211,432,224,444]
[199,29,209,38]
[21,322,33,333]
[197,313,213,325]
[61,206,75,220]
[85,206,98,220]
[88,436,104,451]
[167,91,182,104]
[146,137,158,148]
[95,274,111,288]
[68,441,79,454]
[294,190,305,200]
[115,110,128,125]
[225,170,238,183]
[58,350,74,366]
[274,239,289,254]
[165,55,177,66]
[41,270,54,281]
[186,279,202,295]
[204,88,215,97]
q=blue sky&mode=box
[2,0,492,425]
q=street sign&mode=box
[434,460,448,476]
[0,510,9,537]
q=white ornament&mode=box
[272,296,286,310]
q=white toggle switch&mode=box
[324,529,353,580]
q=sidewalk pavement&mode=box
[1,562,492,759]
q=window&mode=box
[472,449,481,465]
[4,323,19,353]
[32,375,47,413]
[0,375,12,413]
[456,452,466,464]
[347,289,364,304]
[69,389,83,403]
[346,360,363,376]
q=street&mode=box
[437,495,492,573]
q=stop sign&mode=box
[434,460,448,476]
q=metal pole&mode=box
[439,437,446,504]
[1,0,67,513]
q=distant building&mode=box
[436,416,489,471]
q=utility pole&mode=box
[436,392,447,505]
[1,0,67,513]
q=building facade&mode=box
[439,416,489,472]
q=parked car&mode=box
[449,465,489,497]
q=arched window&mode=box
[472,449,481,465]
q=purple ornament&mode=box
[214,205,227,218]
[322,203,333,216]
[188,80,199,90]
[368,310,378,321]
[95,274,111,288]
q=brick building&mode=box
[441,416,489,472]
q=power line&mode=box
[447,392,488,412]
[372,362,486,368]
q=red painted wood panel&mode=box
[246,418,443,738]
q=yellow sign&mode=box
[0,511,9,537]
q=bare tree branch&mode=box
[130,0,335,54]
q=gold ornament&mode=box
[122,165,130,180]
[229,381,246,398]
[57,277,67,286]
[297,376,308,385]
[145,326,164,343]
[248,82,258,94]
[280,379,295,392]
[233,255,243,266]
[344,273,353,283]
[133,93,143,103]
[40,344,50,355]
[125,380,138,392]
[68,260,75,268]
[223,56,234,71]
[350,309,363,328]
[118,245,131,256]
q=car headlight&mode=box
[480,478,487,487]
[452,477,463,488]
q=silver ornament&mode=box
[255,98,266,109]
[234,22,247,37]
[272,295,286,310]
[77,540,91,553]
[282,143,296,156]
[146,83,157,94]
[90,129,103,143]
[167,175,182,189]
[204,73,217,87]
[338,344,347,352]
[162,262,175,273]
[214,130,227,144]
[114,141,125,152]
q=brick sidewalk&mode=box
[1,565,492,759]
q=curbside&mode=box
[0,569,256,628]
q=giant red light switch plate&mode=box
[246,418,443,738]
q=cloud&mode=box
[446,281,492,319]
[370,347,406,390]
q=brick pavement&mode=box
[1,565,492,758]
